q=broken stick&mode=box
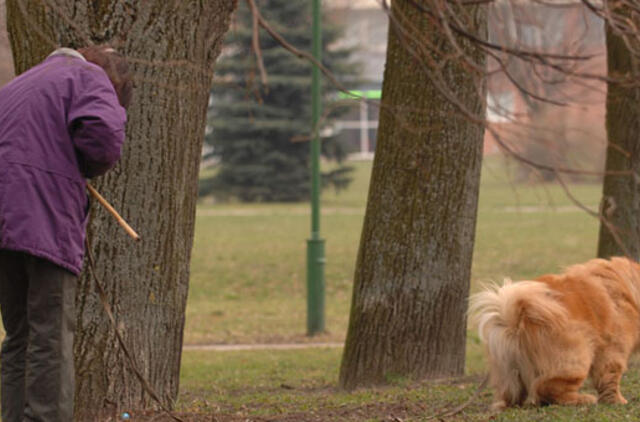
[86,183,140,241]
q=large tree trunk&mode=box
[597,19,640,260]
[339,0,486,389]
[6,0,237,415]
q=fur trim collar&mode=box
[47,48,86,62]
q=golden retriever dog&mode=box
[469,257,640,409]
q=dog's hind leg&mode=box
[591,356,628,404]
[534,374,596,406]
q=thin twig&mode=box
[425,375,489,420]
[246,0,268,88]
[246,0,356,99]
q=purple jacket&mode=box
[0,52,127,275]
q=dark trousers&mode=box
[0,250,76,422]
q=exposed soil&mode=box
[92,375,491,422]
[108,402,453,422]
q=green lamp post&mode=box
[307,0,325,336]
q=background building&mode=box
[0,0,608,171]
[327,0,387,159]
[485,1,606,180]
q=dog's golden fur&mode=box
[469,257,640,409]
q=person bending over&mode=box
[0,45,132,422]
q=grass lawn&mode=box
[186,162,374,345]
[186,158,602,345]
[173,349,640,421]
[167,157,629,421]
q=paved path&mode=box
[197,205,598,218]
[196,208,363,217]
[500,205,598,213]
[183,342,343,352]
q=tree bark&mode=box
[597,20,640,260]
[6,0,237,415]
[339,0,487,389]
[0,1,14,87]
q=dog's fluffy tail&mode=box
[469,279,568,407]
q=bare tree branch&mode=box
[246,0,268,88]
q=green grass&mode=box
[177,348,640,420]
[186,163,373,345]
[186,158,602,344]
[177,347,490,420]
[174,157,627,420]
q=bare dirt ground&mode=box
[114,401,467,422]
[95,375,490,422]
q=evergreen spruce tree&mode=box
[202,0,358,202]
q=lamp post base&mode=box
[306,237,325,335]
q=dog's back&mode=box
[470,257,640,408]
